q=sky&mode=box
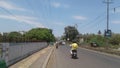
[0,0,120,37]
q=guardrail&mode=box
[0,42,48,66]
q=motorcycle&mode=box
[71,50,77,59]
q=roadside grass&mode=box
[80,43,120,56]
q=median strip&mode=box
[42,46,54,68]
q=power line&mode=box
[25,0,36,16]
[78,12,106,29]
[86,17,106,32]
[80,15,106,32]
[47,0,52,18]
[0,7,19,19]
[0,7,26,32]
[78,0,114,34]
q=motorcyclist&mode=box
[70,41,78,57]
[55,42,59,49]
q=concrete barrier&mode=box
[1,42,48,66]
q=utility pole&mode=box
[103,0,112,30]
[103,0,113,37]
[103,0,113,49]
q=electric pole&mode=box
[103,0,113,37]
[103,0,112,30]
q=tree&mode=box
[0,33,2,42]
[24,28,55,42]
[2,33,9,42]
[64,26,79,41]
[8,32,22,42]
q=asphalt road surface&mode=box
[47,45,120,68]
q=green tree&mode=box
[2,33,9,42]
[24,28,55,42]
[0,33,2,42]
[64,26,79,41]
[8,32,22,42]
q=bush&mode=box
[89,36,106,47]
[0,60,7,68]
[109,34,120,45]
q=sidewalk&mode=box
[9,46,53,68]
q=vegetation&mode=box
[24,28,55,42]
[64,26,79,41]
[0,28,55,42]
[109,33,120,45]
[0,33,2,42]
[8,32,22,42]
[83,33,120,48]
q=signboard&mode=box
[104,29,112,37]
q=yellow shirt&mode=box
[70,43,78,50]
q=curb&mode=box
[42,46,54,68]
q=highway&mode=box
[47,45,120,68]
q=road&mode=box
[47,45,120,68]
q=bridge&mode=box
[1,43,120,68]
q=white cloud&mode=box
[112,20,120,24]
[51,2,69,8]
[73,16,87,20]
[0,15,45,28]
[51,2,61,8]
[0,1,26,11]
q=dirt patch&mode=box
[80,45,120,56]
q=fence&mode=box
[0,42,48,66]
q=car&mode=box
[90,42,98,47]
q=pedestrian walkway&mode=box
[9,46,52,68]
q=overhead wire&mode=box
[78,12,106,30]
[0,0,37,33]
[78,5,120,33]
[25,0,36,16]
[0,7,24,31]
[0,7,20,20]
[86,16,106,33]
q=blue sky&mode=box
[0,0,120,37]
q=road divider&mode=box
[42,46,55,68]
